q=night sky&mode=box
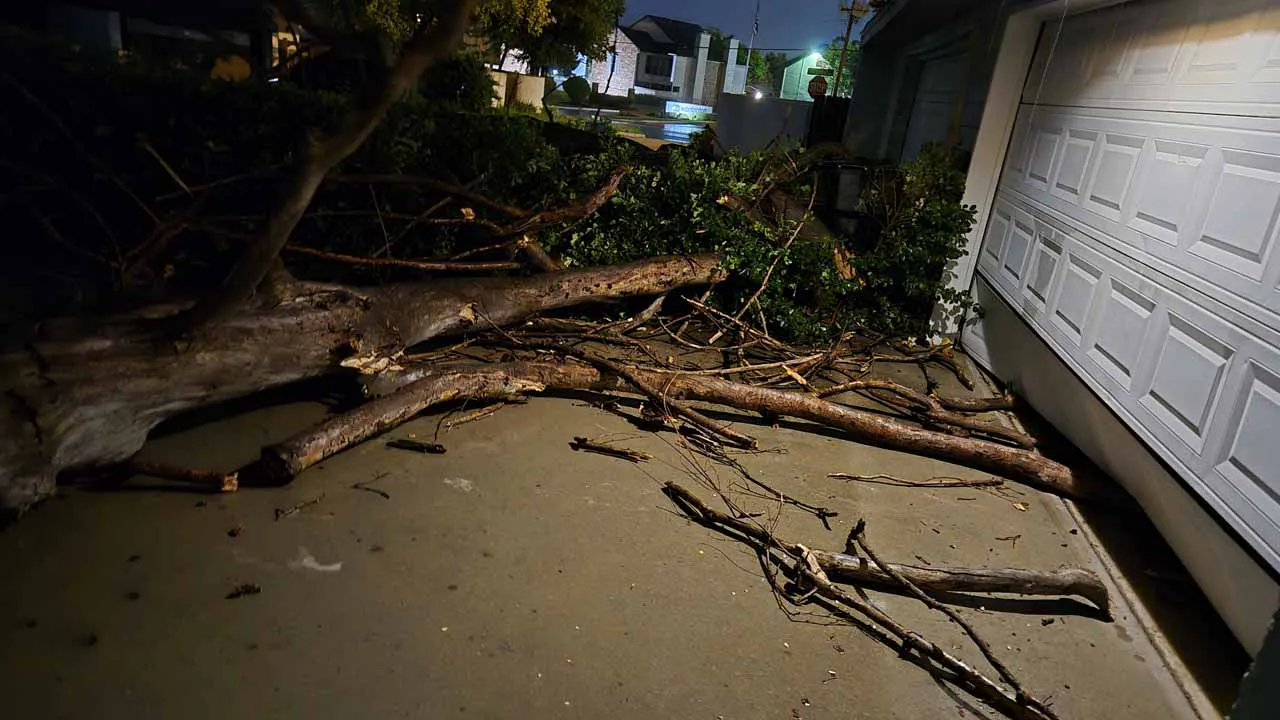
[621,0,871,57]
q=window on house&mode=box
[644,54,673,77]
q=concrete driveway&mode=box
[0,351,1244,719]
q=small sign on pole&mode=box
[807,75,829,99]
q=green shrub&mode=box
[849,143,978,337]
[0,28,976,343]
[419,52,495,112]
[563,76,591,105]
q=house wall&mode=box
[780,62,806,101]
[634,51,679,94]
[47,3,122,53]
[845,0,1014,162]
[701,61,731,106]
[723,60,748,95]
[780,56,829,102]
[586,29,638,97]
[717,94,813,154]
[674,55,695,100]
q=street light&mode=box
[754,90,763,100]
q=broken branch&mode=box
[183,0,479,326]
[285,245,522,272]
[819,379,1034,448]
[852,520,1061,718]
[128,460,238,493]
[828,473,1003,489]
[364,362,1129,506]
[569,436,651,462]
[663,481,1060,720]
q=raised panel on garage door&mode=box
[972,0,1280,572]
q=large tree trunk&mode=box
[0,254,724,515]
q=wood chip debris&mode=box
[225,583,261,600]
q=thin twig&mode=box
[156,164,284,201]
[329,174,526,218]
[140,142,192,196]
[569,436,652,462]
[128,460,238,493]
[686,298,795,353]
[352,480,391,499]
[285,245,521,272]
[444,402,511,430]
[653,353,826,377]
[4,73,160,226]
[369,185,391,258]
[828,473,1003,489]
[375,175,481,257]
[274,493,325,520]
[819,379,1034,448]
[593,293,667,336]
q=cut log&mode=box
[0,254,723,515]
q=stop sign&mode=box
[807,75,829,99]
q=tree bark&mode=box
[813,550,1110,616]
[352,361,1129,506]
[263,368,544,481]
[0,254,724,515]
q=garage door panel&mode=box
[981,187,1280,568]
[1022,0,1280,116]
[1207,356,1280,554]
[1003,106,1280,317]
[1191,148,1280,281]
[976,0,1280,571]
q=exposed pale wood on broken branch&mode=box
[128,461,238,493]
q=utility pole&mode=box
[745,0,760,85]
[833,2,868,98]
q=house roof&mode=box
[623,15,705,56]
[784,53,830,68]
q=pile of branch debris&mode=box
[0,8,1134,718]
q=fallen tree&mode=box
[0,253,724,513]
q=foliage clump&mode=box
[0,28,975,343]
[562,76,591,105]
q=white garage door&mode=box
[973,0,1280,569]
